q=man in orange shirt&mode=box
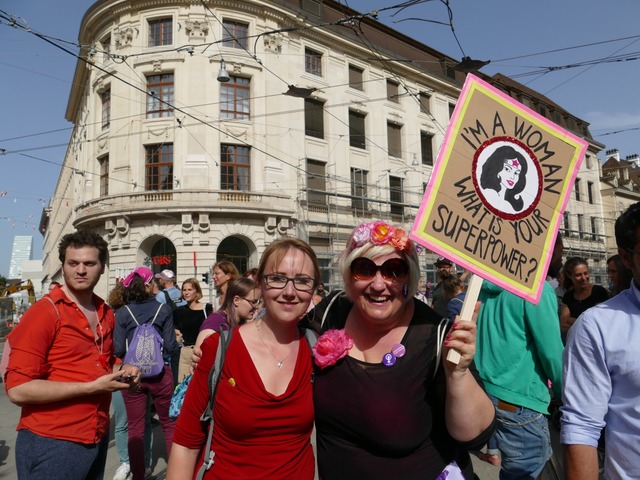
[5,231,141,480]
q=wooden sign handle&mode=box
[446,274,483,364]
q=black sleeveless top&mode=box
[309,296,494,480]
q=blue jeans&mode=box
[112,390,153,466]
[16,429,109,480]
[489,395,551,480]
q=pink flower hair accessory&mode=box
[348,222,414,252]
[312,329,354,369]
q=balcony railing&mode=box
[74,189,293,226]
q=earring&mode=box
[403,283,409,298]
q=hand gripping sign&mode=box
[410,74,587,361]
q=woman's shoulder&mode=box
[561,289,574,303]
[412,298,444,324]
[592,284,609,299]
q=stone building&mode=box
[40,0,605,298]
[601,149,640,259]
[41,0,468,298]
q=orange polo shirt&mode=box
[5,287,115,445]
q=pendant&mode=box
[277,361,283,368]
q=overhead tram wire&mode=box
[0,4,446,195]
[0,11,316,179]
[197,0,424,173]
[491,33,640,63]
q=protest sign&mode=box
[410,74,588,304]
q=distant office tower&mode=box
[9,235,33,279]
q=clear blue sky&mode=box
[1,0,639,277]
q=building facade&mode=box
[41,0,468,298]
[41,0,605,298]
[600,149,640,260]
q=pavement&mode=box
[0,339,562,480]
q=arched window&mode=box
[217,237,249,274]
[150,238,177,274]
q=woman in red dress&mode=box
[167,238,319,480]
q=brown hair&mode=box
[214,260,240,280]
[442,274,464,300]
[219,277,260,327]
[257,238,320,288]
[182,278,203,301]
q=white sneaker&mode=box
[113,463,131,480]
[145,467,153,478]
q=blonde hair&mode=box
[338,240,420,300]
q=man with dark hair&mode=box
[431,256,454,318]
[5,230,140,480]
[562,202,640,479]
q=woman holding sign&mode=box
[306,221,495,480]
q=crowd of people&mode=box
[3,202,640,480]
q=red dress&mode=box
[172,328,315,479]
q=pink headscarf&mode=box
[122,266,154,288]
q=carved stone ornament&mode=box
[277,218,290,235]
[185,20,209,38]
[198,213,210,233]
[265,216,277,234]
[225,125,248,140]
[115,27,136,48]
[182,214,194,233]
[153,60,163,72]
[263,33,283,53]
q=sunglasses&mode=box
[350,257,409,282]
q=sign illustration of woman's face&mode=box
[498,159,522,191]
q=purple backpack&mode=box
[123,304,164,378]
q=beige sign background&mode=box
[410,74,588,304]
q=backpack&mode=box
[195,325,317,480]
[169,372,192,419]
[123,304,165,378]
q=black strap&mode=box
[162,290,173,306]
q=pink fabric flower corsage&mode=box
[390,227,410,251]
[347,221,415,252]
[313,329,353,369]
[351,224,372,250]
[370,221,393,245]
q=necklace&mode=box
[256,321,295,368]
[89,307,109,371]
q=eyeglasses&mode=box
[350,257,409,282]
[263,274,317,292]
[242,297,262,307]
